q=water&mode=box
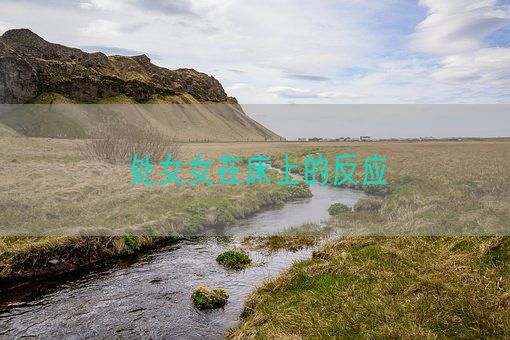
[0,185,365,339]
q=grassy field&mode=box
[0,138,309,284]
[228,139,510,339]
[1,137,509,337]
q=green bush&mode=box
[328,203,351,215]
[191,286,229,309]
[216,250,252,269]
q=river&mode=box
[0,184,366,339]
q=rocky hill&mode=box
[0,29,280,141]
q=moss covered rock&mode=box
[191,286,229,309]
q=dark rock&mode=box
[0,29,236,104]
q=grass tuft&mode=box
[243,235,319,252]
[328,203,351,215]
[216,250,252,270]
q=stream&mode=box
[0,184,366,339]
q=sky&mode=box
[1,0,510,105]
[246,104,510,139]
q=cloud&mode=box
[411,0,510,55]
[284,74,331,82]
[410,0,510,93]
[227,69,246,74]
[432,48,510,84]
[133,0,196,16]
[81,19,123,37]
[268,87,316,99]
[79,0,124,11]
[268,87,362,100]
[225,83,252,92]
[79,45,145,55]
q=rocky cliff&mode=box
[0,29,281,141]
[0,29,237,104]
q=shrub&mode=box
[81,122,181,164]
[216,250,252,269]
[328,203,351,215]
[284,183,312,198]
[353,197,383,212]
[191,286,229,309]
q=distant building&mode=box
[297,138,307,142]
[360,136,371,141]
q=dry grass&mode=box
[0,138,309,282]
[243,235,319,252]
[81,122,181,164]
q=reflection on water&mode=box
[0,185,365,339]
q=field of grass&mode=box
[228,140,510,339]
[0,138,309,284]
[2,137,509,337]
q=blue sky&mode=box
[1,0,510,104]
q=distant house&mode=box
[360,136,371,141]
[297,138,307,142]
[308,137,323,142]
[420,136,435,141]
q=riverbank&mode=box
[0,179,310,290]
[228,236,510,339]
[0,161,364,338]
[0,138,312,289]
[228,140,510,338]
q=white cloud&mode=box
[409,0,510,96]
[79,0,125,11]
[268,87,363,100]
[81,19,123,37]
[411,0,510,55]
[225,83,252,92]
[432,48,510,84]
[268,87,315,99]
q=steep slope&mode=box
[0,29,281,141]
[0,122,19,137]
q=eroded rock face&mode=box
[0,29,236,104]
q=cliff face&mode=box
[0,29,236,104]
